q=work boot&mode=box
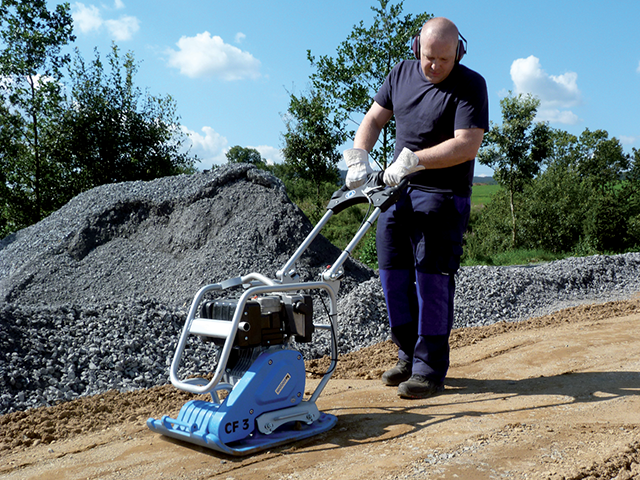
[381,359,412,386]
[397,374,444,399]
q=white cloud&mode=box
[71,2,139,41]
[537,108,581,125]
[72,3,102,34]
[166,32,261,80]
[510,55,582,125]
[637,61,640,73]
[250,145,284,165]
[511,56,581,107]
[182,125,229,169]
[180,126,282,169]
[619,135,638,146]
[235,32,246,44]
[105,15,139,41]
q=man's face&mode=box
[420,36,457,84]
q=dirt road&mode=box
[2,299,640,479]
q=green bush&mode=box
[517,166,588,253]
[463,189,513,262]
[581,193,627,253]
[355,228,378,269]
[464,160,640,262]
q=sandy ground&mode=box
[2,297,640,480]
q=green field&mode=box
[471,183,500,208]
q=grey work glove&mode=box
[344,148,373,189]
[383,147,425,186]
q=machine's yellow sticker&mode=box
[275,373,291,395]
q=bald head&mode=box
[417,17,461,83]
[421,17,459,48]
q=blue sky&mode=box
[66,0,640,177]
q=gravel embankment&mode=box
[1,165,639,414]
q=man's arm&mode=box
[415,128,485,169]
[354,101,393,151]
[354,101,485,168]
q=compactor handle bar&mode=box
[276,172,409,283]
[326,171,409,215]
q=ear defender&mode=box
[412,31,467,63]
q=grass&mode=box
[471,183,500,210]
[461,248,567,267]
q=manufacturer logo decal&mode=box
[275,373,291,395]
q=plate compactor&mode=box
[147,173,407,455]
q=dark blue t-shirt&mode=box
[374,60,489,196]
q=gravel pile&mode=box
[1,164,639,414]
[1,164,371,308]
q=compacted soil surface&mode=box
[2,297,640,480]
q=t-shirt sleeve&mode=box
[454,72,489,132]
[373,65,398,112]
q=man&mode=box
[344,17,489,399]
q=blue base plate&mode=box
[147,412,338,456]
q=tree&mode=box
[281,90,343,197]
[0,0,75,230]
[226,146,265,167]
[0,3,196,238]
[306,0,430,168]
[517,162,589,253]
[625,148,640,248]
[472,125,637,258]
[570,129,631,252]
[0,103,28,235]
[50,45,195,197]
[546,128,578,169]
[629,148,640,185]
[478,92,551,247]
[574,129,628,196]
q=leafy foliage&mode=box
[50,45,194,198]
[0,4,195,238]
[281,90,343,214]
[574,128,628,195]
[0,103,29,234]
[306,0,430,169]
[0,0,75,232]
[226,145,265,167]
[517,164,588,253]
[478,92,551,248]
[468,122,640,263]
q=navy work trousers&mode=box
[376,187,470,383]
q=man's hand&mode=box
[383,148,425,186]
[344,148,373,189]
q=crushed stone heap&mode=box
[1,164,373,308]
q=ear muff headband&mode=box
[412,31,467,63]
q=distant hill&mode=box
[473,176,496,185]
